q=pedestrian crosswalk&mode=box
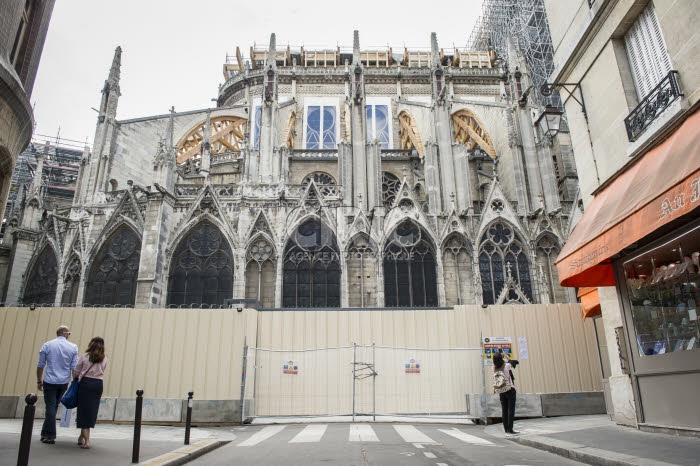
[236,424,497,448]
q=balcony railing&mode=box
[290,149,338,159]
[380,149,419,159]
[624,71,682,142]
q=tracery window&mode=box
[382,171,401,208]
[61,256,82,305]
[85,227,141,306]
[245,237,276,308]
[167,221,233,307]
[443,234,473,306]
[304,100,337,149]
[479,221,533,305]
[283,219,341,307]
[366,99,391,149]
[303,172,336,186]
[383,221,438,307]
[23,246,58,305]
[347,235,377,307]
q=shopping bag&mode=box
[59,408,72,427]
[60,379,79,409]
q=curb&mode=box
[138,439,230,466]
[510,435,679,466]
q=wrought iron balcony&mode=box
[624,71,682,142]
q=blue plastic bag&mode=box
[60,379,79,409]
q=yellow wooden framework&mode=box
[451,109,496,158]
[398,111,424,158]
[176,116,248,164]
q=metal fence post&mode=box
[132,390,144,463]
[184,391,193,445]
[16,393,37,466]
[372,342,376,422]
[239,338,247,424]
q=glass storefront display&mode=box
[623,224,700,357]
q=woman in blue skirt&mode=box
[73,337,108,449]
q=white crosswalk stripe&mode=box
[238,425,286,446]
[393,425,439,444]
[289,424,327,443]
[438,427,496,446]
[348,424,379,442]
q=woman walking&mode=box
[73,337,108,449]
[493,352,518,435]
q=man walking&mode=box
[36,325,78,444]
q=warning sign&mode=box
[405,358,421,373]
[482,336,512,366]
[283,360,298,374]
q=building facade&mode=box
[3,31,580,312]
[547,0,700,432]
[0,0,55,223]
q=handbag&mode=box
[493,370,512,394]
[60,361,95,409]
[60,378,80,409]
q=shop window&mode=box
[283,219,341,307]
[383,220,438,307]
[85,226,141,306]
[167,221,233,307]
[623,224,700,357]
[23,245,58,305]
[366,99,391,149]
[624,3,672,100]
[304,100,337,149]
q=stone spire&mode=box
[266,33,276,68]
[108,46,122,87]
[431,32,440,67]
[352,30,360,64]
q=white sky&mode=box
[31,0,484,145]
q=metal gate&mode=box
[241,344,483,419]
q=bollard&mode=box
[184,391,193,445]
[17,393,37,466]
[132,390,144,464]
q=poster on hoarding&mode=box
[283,360,298,374]
[482,336,512,366]
[404,357,421,373]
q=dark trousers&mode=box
[40,382,68,439]
[499,387,517,432]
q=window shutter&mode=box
[624,4,672,99]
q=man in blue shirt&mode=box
[36,325,78,444]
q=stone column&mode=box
[4,230,38,305]
[423,142,442,214]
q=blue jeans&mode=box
[41,382,68,440]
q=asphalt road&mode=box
[190,423,585,465]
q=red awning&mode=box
[578,287,601,319]
[556,109,700,287]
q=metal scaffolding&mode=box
[468,0,561,107]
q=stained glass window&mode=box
[85,227,141,306]
[382,172,401,208]
[167,221,233,307]
[383,221,438,307]
[283,219,340,307]
[366,104,391,149]
[305,105,336,149]
[23,246,58,305]
[479,221,533,304]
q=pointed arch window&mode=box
[443,234,473,306]
[478,221,532,305]
[85,227,141,306]
[245,237,276,308]
[61,256,82,305]
[283,219,340,308]
[23,246,58,305]
[383,221,438,307]
[167,221,233,307]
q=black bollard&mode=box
[17,393,37,466]
[132,390,144,464]
[184,391,193,445]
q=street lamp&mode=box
[535,105,564,141]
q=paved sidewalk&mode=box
[484,415,700,466]
[0,419,233,466]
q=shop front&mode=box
[556,109,700,430]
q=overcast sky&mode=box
[31,0,484,146]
